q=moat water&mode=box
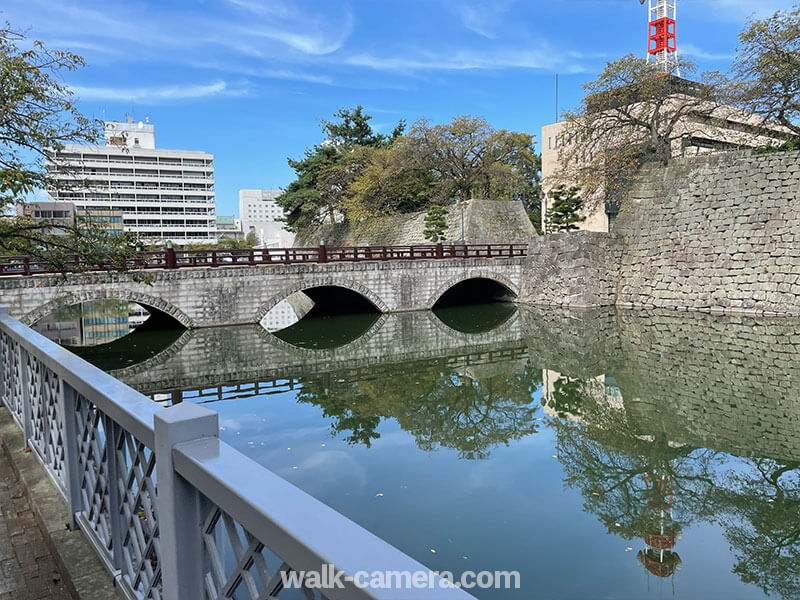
[38,303,800,599]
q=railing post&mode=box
[318,242,328,264]
[23,256,30,276]
[165,243,177,270]
[435,243,443,259]
[155,403,219,600]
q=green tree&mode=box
[545,185,584,233]
[401,116,536,203]
[422,205,449,242]
[277,106,405,231]
[732,6,800,138]
[0,25,100,208]
[0,25,144,271]
[344,144,435,221]
[346,116,538,221]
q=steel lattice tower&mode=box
[647,0,680,76]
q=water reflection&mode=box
[33,299,151,346]
[433,303,518,334]
[79,306,800,599]
[274,313,381,350]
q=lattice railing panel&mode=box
[25,353,67,490]
[0,330,24,424]
[200,502,331,600]
[115,428,161,599]
[75,394,114,562]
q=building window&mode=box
[548,137,552,150]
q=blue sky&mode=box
[3,0,794,216]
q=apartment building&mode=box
[46,118,216,244]
[239,189,294,248]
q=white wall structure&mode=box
[238,189,295,248]
[47,118,216,245]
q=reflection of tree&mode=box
[548,375,800,598]
[711,459,800,600]
[547,377,720,583]
[549,377,590,418]
[296,360,542,459]
[553,416,719,541]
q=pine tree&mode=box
[423,206,449,242]
[545,185,585,233]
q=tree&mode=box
[0,25,101,208]
[343,144,435,221]
[545,185,584,233]
[401,116,536,203]
[0,25,146,271]
[557,55,726,201]
[422,206,449,242]
[732,6,800,138]
[277,106,405,231]
[346,116,538,221]
[321,105,405,148]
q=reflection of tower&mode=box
[637,470,682,578]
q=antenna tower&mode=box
[646,0,680,76]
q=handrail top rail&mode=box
[173,436,475,600]
[0,310,159,448]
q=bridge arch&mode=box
[22,289,193,329]
[426,272,519,310]
[255,279,391,323]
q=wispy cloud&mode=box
[346,46,592,74]
[680,43,734,62]
[457,1,516,39]
[70,80,246,103]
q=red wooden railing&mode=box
[0,243,528,276]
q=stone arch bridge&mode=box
[0,257,526,328]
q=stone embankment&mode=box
[296,199,535,246]
[518,150,800,315]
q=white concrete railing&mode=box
[0,306,474,600]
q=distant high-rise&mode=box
[46,118,216,245]
[238,189,294,247]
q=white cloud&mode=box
[70,80,245,103]
[346,47,591,74]
[457,0,516,39]
[680,43,734,62]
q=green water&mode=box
[61,304,800,599]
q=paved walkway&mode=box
[0,444,70,600]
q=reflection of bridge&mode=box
[0,245,526,328]
[112,310,528,397]
[113,306,800,463]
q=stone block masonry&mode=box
[518,150,800,315]
[614,150,800,314]
[0,257,526,328]
[517,232,622,307]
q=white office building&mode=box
[46,118,216,244]
[239,189,294,248]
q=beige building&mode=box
[541,81,792,233]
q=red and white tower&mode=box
[646,0,680,76]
